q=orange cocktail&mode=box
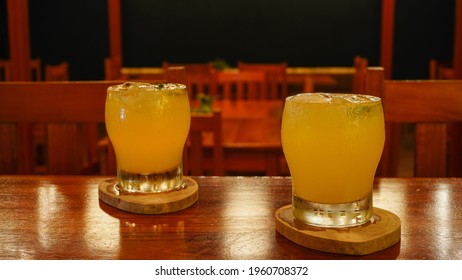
[105,82,190,193]
[281,93,384,227]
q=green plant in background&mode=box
[211,58,230,71]
[196,93,213,113]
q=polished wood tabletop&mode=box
[1,175,461,260]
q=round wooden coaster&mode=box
[275,205,401,255]
[98,177,198,214]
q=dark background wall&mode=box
[0,0,456,80]
[0,0,9,61]
[394,0,455,79]
[29,0,109,80]
[121,0,381,68]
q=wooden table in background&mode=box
[119,66,353,92]
[217,100,285,175]
[286,67,353,91]
[1,176,461,260]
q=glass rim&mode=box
[108,81,187,92]
[285,92,381,103]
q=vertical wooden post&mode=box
[106,0,122,79]
[380,0,395,79]
[7,0,31,81]
[7,0,33,173]
[454,0,462,78]
[366,67,400,177]
[107,0,122,61]
[449,0,462,177]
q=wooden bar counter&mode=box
[1,176,461,260]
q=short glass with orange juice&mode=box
[281,93,385,227]
[105,82,190,193]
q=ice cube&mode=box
[109,81,151,92]
[289,93,333,103]
[342,94,380,104]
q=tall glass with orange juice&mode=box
[105,82,190,193]
[281,93,384,227]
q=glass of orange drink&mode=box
[281,93,385,227]
[105,82,191,193]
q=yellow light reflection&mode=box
[36,184,61,249]
[433,182,452,255]
[221,178,274,258]
[36,181,120,258]
[84,187,120,257]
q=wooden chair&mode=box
[212,70,268,100]
[428,59,462,176]
[162,62,215,99]
[237,62,288,99]
[45,61,69,81]
[0,60,11,81]
[0,81,118,175]
[429,59,454,79]
[30,61,72,171]
[0,59,41,81]
[183,110,224,176]
[366,67,462,177]
[352,56,368,93]
[30,59,42,81]
[104,56,124,80]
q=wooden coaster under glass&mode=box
[275,205,401,255]
[98,177,198,214]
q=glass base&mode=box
[117,165,184,193]
[292,193,373,228]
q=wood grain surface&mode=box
[1,176,461,259]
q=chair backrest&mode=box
[212,70,268,100]
[45,61,69,81]
[183,110,223,176]
[30,59,42,81]
[366,67,462,177]
[0,60,11,81]
[237,62,288,99]
[162,62,215,99]
[429,59,454,79]
[0,81,118,174]
[0,59,42,81]
[105,56,124,80]
[352,56,368,93]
